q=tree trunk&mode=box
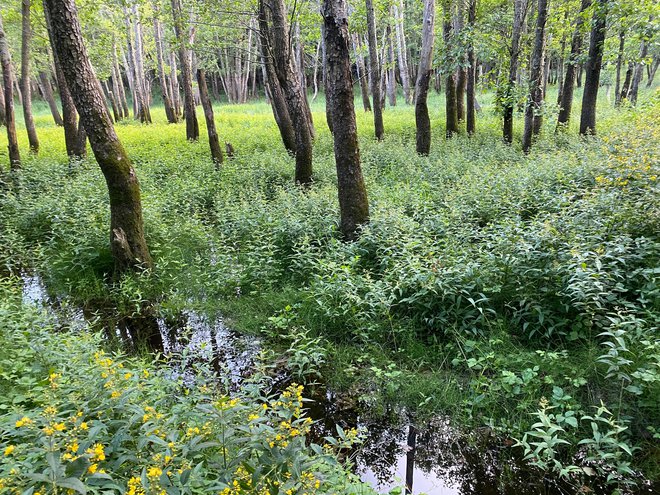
[259,37,297,153]
[444,1,459,138]
[579,0,609,135]
[112,42,129,119]
[352,33,372,111]
[44,0,154,276]
[153,5,177,123]
[394,0,411,104]
[169,51,181,118]
[503,0,528,143]
[132,5,151,123]
[0,77,5,127]
[386,24,397,107]
[322,0,369,241]
[259,0,314,186]
[646,55,658,87]
[522,0,548,153]
[104,80,121,122]
[620,62,633,101]
[556,11,569,105]
[0,13,21,171]
[415,0,435,155]
[171,0,199,140]
[629,40,648,106]
[614,30,624,107]
[466,0,476,135]
[197,69,223,168]
[20,0,39,153]
[38,70,64,125]
[365,0,384,140]
[321,22,333,133]
[556,0,591,130]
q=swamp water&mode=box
[20,274,655,495]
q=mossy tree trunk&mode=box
[44,0,153,275]
[0,13,21,171]
[414,0,435,155]
[322,0,369,241]
[197,69,223,168]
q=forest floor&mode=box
[1,87,659,493]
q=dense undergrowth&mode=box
[1,88,659,490]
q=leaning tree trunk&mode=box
[522,0,548,153]
[365,0,384,140]
[444,0,459,138]
[38,71,64,125]
[44,0,153,274]
[322,0,369,241]
[557,0,592,129]
[21,0,39,153]
[466,0,476,135]
[628,39,648,106]
[259,0,314,186]
[394,0,411,104]
[197,69,223,168]
[503,0,527,143]
[171,0,199,141]
[0,13,21,171]
[579,0,609,135]
[352,33,372,112]
[415,0,435,155]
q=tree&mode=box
[258,0,314,186]
[579,0,609,135]
[523,0,549,152]
[43,0,153,274]
[503,0,529,143]
[322,0,369,240]
[466,0,476,135]
[629,38,649,105]
[444,0,459,138]
[38,70,64,125]
[415,0,435,155]
[197,68,223,167]
[153,3,177,123]
[614,30,625,106]
[0,76,6,127]
[171,0,199,141]
[365,0,384,140]
[0,12,21,171]
[21,0,39,153]
[393,0,411,104]
[556,0,591,130]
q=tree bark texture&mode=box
[579,0,608,135]
[21,0,39,153]
[259,0,314,185]
[557,0,591,129]
[44,0,153,275]
[415,0,435,155]
[522,0,548,152]
[0,13,21,171]
[171,0,199,140]
[444,1,459,138]
[197,69,223,168]
[322,0,369,241]
[365,0,384,140]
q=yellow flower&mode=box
[54,422,66,432]
[4,445,15,456]
[43,426,55,436]
[124,372,132,379]
[143,370,150,378]
[87,443,105,461]
[111,390,122,399]
[15,416,33,428]
[79,422,89,430]
[147,466,163,479]
[88,463,98,474]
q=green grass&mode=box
[1,85,659,485]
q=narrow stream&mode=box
[19,273,655,495]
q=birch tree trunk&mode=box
[153,4,177,123]
[393,0,411,104]
[415,0,435,155]
[365,0,384,140]
[21,0,39,153]
[522,0,548,152]
[386,24,397,106]
[0,13,20,170]
[322,0,369,241]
